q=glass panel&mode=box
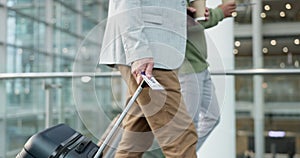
[7,0,46,20]
[235,76,253,102]
[3,0,111,157]
[82,0,108,21]
[264,75,300,102]
[56,0,76,9]
[53,30,77,72]
[54,1,77,34]
[234,36,300,104]
[7,11,46,49]
[3,75,120,157]
[234,1,300,156]
[82,17,97,36]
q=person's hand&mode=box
[187,6,197,17]
[218,2,236,18]
[131,58,154,84]
[204,7,209,21]
[187,7,209,21]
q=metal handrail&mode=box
[211,68,300,75]
[0,71,121,79]
[0,69,300,79]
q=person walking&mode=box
[99,0,198,157]
[180,1,236,150]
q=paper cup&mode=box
[190,0,206,21]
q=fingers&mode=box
[226,1,236,6]
[187,6,197,13]
[229,5,237,17]
[227,2,237,11]
[135,74,143,85]
[144,62,153,78]
[220,2,237,17]
[132,63,153,84]
[187,7,196,17]
[204,8,210,20]
[132,67,144,84]
[131,58,154,84]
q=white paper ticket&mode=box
[141,75,164,90]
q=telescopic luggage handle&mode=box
[93,80,148,158]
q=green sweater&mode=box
[180,7,225,74]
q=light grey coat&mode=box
[99,0,187,70]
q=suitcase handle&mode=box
[50,132,82,158]
[93,80,148,158]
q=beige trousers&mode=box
[115,65,198,158]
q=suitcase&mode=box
[16,123,99,158]
[17,80,149,158]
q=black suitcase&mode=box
[16,123,99,158]
[17,80,149,158]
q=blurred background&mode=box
[0,0,299,158]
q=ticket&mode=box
[141,74,164,90]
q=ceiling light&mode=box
[24,88,30,94]
[17,48,23,54]
[235,41,241,47]
[285,3,292,10]
[233,49,239,55]
[264,5,271,11]
[279,11,286,17]
[270,40,277,46]
[15,89,20,95]
[62,48,68,53]
[280,62,285,68]
[232,12,237,17]
[294,39,300,45]
[260,12,267,18]
[282,47,288,53]
[262,47,268,54]
[295,60,299,68]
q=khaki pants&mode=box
[115,65,197,158]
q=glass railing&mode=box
[0,72,124,158]
[1,69,300,158]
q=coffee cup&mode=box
[190,0,206,21]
